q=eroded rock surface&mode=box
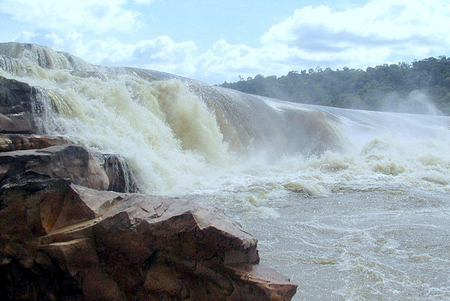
[0,172,297,300]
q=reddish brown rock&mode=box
[0,144,110,190]
[0,133,68,151]
[0,172,297,300]
[0,52,297,300]
[103,153,139,193]
[225,264,298,300]
[0,76,39,134]
[0,76,35,114]
[0,112,35,133]
[0,75,137,193]
[0,144,138,193]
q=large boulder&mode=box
[0,172,297,300]
[0,144,110,191]
[0,76,39,134]
[0,144,138,193]
[0,76,35,114]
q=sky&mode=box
[0,0,449,84]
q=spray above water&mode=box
[380,90,443,116]
[1,42,449,196]
[2,43,450,300]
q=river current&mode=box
[1,43,449,300]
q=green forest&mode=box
[220,56,450,115]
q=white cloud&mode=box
[132,36,199,75]
[259,0,450,70]
[43,33,65,47]
[0,0,142,34]
[4,0,450,84]
[133,0,157,4]
[173,0,450,83]
[198,0,450,82]
[14,31,40,42]
[15,31,201,78]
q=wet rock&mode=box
[0,144,138,193]
[0,76,38,134]
[0,49,297,300]
[0,75,139,193]
[0,133,68,151]
[0,144,110,191]
[0,173,298,300]
[103,153,139,193]
[0,76,34,113]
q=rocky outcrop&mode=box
[0,75,139,194]
[0,172,297,300]
[0,134,138,194]
[0,76,39,134]
[0,52,297,300]
[0,144,110,191]
[0,134,68,151]
[0,144,138,194]
[103,154,139,193]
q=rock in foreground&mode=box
[0,48,297,300]
[0,172,297,300]
[0,143,138,193]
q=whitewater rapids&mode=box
[1,43,449,300]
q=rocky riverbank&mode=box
[0,74,297,300]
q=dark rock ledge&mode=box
[0,75,297,300]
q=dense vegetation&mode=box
[220,56,450,115]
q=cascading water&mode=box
[1,43,449,300]
[0,43,351,194]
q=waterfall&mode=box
[1,42,448,196]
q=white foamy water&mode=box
[1,43,450,300]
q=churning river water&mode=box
[1,43,449,300]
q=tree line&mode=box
[219,56,450,115]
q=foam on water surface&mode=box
[1,43,450,300]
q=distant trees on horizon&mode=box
[219,56,450,115]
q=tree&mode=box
[219,56,450,115]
